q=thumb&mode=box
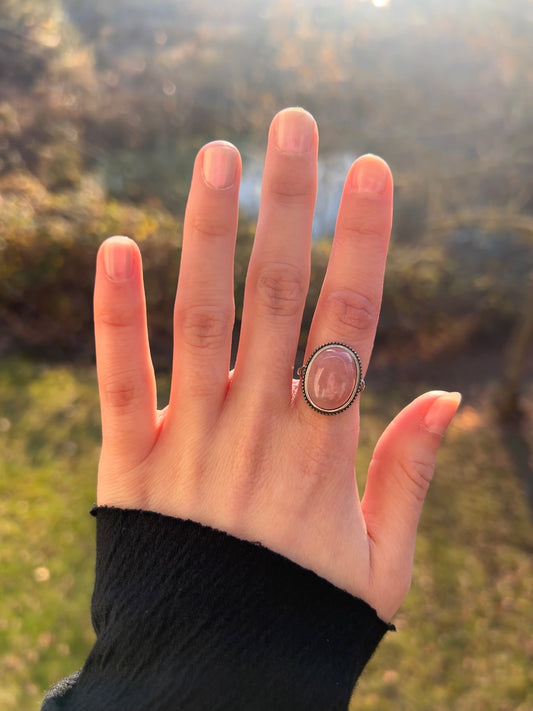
[361,390,461,617]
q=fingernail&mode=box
[351,155,390,194]
[103,237,134,282]
[424,392,462,435]
[202,143,238,189]
[275,108,316,153]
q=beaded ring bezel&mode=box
[297,342,365,415]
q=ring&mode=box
[297,343,365,415]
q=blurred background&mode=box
[1,0,532,709]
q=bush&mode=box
[0,171,183,361]
[1,170,531,365]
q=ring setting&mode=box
[297,343,365,415]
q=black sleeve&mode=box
[42,506,393,711]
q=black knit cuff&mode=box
[44,506,393,711]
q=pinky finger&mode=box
[94,237,158,481]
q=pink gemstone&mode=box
[305,346,359,412]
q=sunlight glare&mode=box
[372,0,390,7]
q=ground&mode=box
[0,352,532,711]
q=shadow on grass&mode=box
[496,415,533,520]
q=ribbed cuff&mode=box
[43,506,393,711]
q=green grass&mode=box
[354,389,533,710]
[0,359,100,709]
[1,358,532,710]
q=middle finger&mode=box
[233,108,318,407]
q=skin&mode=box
[93,108,461,622]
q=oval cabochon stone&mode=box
[305,346,359,412]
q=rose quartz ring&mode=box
[298,343,365,415]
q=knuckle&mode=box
[101,373,143,411]
[341,206,384,242]
[190,213,231,241]
[326,288,377,336]
[254,263,307,319]
[267,170,315,206]
[394,455,435,503]
[178,304,233,351]
[96,303,139,330]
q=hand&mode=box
[93,107,460,622]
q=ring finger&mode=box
[298,155,393,419]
